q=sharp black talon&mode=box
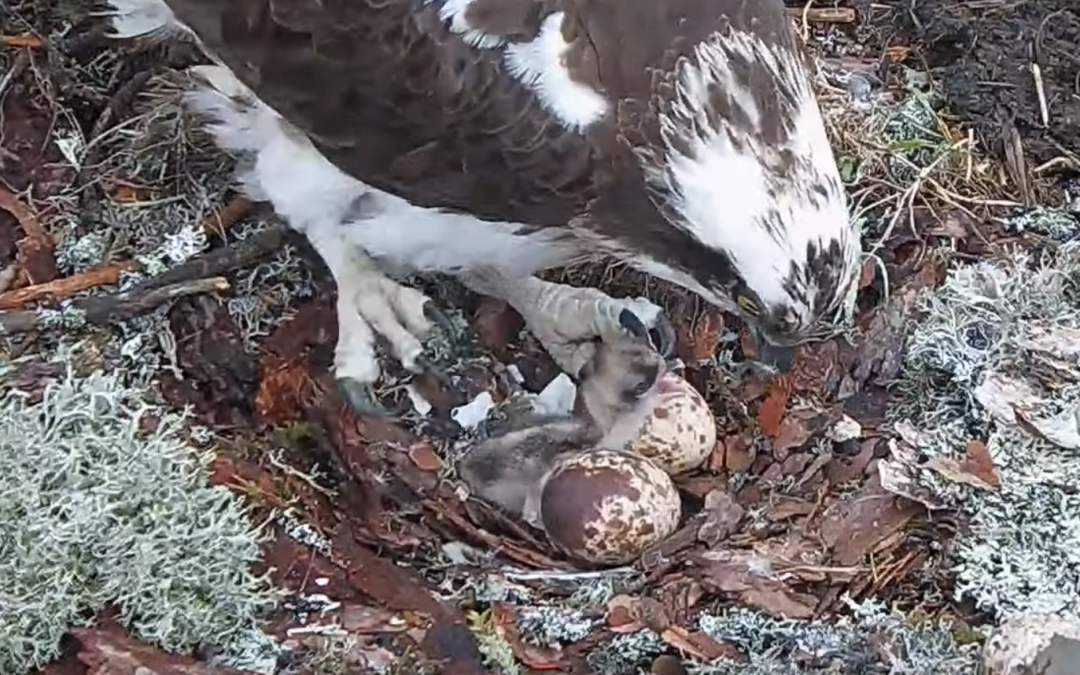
[649,315,677,359]
[618,308,651,344]
[423,300,458,336]
[337,377,391,418]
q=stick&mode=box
[0,277,229,335]
[0,185,49,242]
[0,35,42,49]
[0,262,140,310]
[0,203,273,311]
[201,196,254,236]
[785,6,856,23]
[129,226,287,292]
[1031,61,1050,127]
[0,226,287,336]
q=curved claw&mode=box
[648,314,677,359]
[618,308,676,359]
[337,377,390,418]
[618,308,651,344]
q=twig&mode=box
[0,50,29,98]
[0,261,140,310]
[0,35,42,49]
[201,196,255,237]
[0,184,48,242]
[0,202,272,312]
[130,225,286,292]
[1031,61,1050,127]
[0,226,287,334]
[0,277,230,335]
[786,6,857,23]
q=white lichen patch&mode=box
[693,599,981,674]
[892,240,1080,621]
[0,367,275,674]
[225,218,317,352]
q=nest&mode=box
[1,1,1078,674]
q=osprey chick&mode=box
[457,335,669,523]
[104,0,861,415]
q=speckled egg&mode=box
[538,449,681,566]
[627,372,716,475]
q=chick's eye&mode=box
[632,379,653,397]
[737,295,759,316]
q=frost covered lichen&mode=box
[693,599,981,674]
[0,368,274,673]
[893,239,1080,621]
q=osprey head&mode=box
[630,26,861,367]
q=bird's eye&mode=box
[737,295,760,316]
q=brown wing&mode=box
[160,0,598,226]
[160,0,796,235]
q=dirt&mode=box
[871,0,1080,168]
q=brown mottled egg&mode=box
[538,449,681,566]
[628,372,716,475]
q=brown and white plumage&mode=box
[104,0,861,413]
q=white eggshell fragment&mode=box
[538,449,681,566]
[628,372,716,475]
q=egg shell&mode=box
[538,449,681,566]
[628,372,717,475]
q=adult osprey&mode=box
[105,0,861,415]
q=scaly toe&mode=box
[337,377,390,418]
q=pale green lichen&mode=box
[692,599,981,674]
[0,367,275,673]
[893,240,1080,621]
[686,596,984,669]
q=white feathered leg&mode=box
[179,65,447,414]
[459,270,675,378]
[303,222,439,411]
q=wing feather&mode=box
[160,0,595,226]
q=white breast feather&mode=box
[502,13,610,132]
[646,29,855,323]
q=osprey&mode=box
[104,0,861,415]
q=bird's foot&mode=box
[331,254,457,417]
[467,274,675,379]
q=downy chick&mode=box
[456,338,667,526]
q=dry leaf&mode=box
[607,595,643,632]
[757,379,790,438]
[772,415,812,458]
[659,626,741,662]
[924,456,996,491]
[408,443,444,472]
[724,433,756,473]
[707,439,726,473]
[1014,405,1080,451]
[819,477,923,565]
[963,439,1000,488]
[858,258,876,289]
